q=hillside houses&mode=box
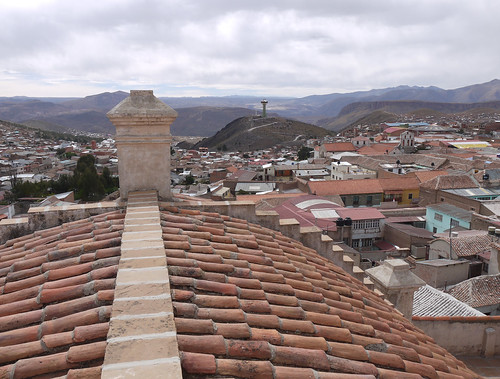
[3,114,500,307]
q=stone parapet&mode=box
[413,316,500,356]
[0,202,122,244]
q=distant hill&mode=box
[172,107,255,137]
[0,92,259,136]
[1,79,500,136]
[320,100,500,131]
[61,91,129,111]
[195,116,332,151]
[20,119,72,134]
[320,110,398,131]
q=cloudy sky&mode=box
[1,0,499,98]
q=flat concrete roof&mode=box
[416,259,469,267]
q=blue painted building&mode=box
[425,203,472,234]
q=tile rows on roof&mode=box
[440,233,492,257]
[447,273,500,308]
[0,209,124,379]
[160,206,480,378]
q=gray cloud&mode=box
[0,0,499,97]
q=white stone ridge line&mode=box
[111,311,173,320]
[124,230,162,234]
[126,207,160,211]
[121,245,164,251]
[125,213,160,217]
[124,218,161,223]
[124,223,158,227]
[119,267,166,272]
[107,331,177,344]
[121,236,163,241]
[115,280,169,285]
[121,239,163,244]
[120,256,165,260]
[102,357,180,371]
[114,294,171,301]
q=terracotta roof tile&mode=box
[0,210,123,377]
[0,204,482,378]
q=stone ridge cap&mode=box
[101,191,182,378]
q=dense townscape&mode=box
[0,91,499,378]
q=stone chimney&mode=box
[365,259,425,319]
[107,90,177,200]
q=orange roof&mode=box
[414,170,448,183]
[357,143,398,156]
[378,177,420,191]
[308,179,383,196]
[323,142,356,152]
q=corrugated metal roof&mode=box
[413,285,485,317]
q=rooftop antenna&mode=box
[261,99,268,118]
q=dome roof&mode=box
[0,206,479,378]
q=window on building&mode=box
[408,193,413,200]
[352,239,360,248]
[362,238,373,247]
[367,195,373,205]
[450,219,460,227]
[433,227,437,233]
[352,220,363,230]
[353,195,359,206]
[434,213,443,222]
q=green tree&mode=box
[183,175,195,185]
[297,146,313,160]
[73,155,105,201]
[100,167,119,193]
[50,174,75,194]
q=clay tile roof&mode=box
[447,274,500,308]
[420,174,478,190]
[0,206,481,378]
[379,177,420,191]
[308,179,383,196]
[357,143,398,155]
[414,170,449,183]
[323,142,356,152]
[158,207,478,378]
[436,233,492,257]
[0,210,124,379]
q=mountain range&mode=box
[1,79,500,137]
